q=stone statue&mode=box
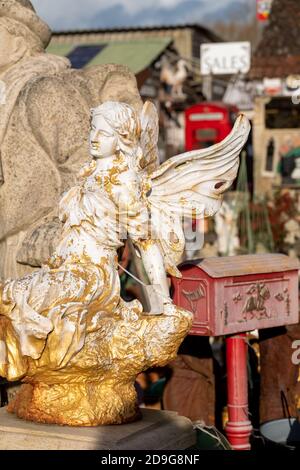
[0,0,142,280]
[0,101,250,426]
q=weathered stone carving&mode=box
[0,100,250,425]
[0,0,142,280]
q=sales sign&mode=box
[200,42,251,76]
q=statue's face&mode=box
[89,114,118,158]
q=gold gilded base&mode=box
[8,382,141,426]
[6,307,192,426]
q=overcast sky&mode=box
[31,0,252,31]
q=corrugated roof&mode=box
[51,23,220,42]
[47,38,172,74]
[183,254,299,278]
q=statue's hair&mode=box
[0,16,43,54]
[92,101,141,144]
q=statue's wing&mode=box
[149,114,250,214]
[139,101,160,174]
[147,115,250,276]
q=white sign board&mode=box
[201,42,251,76]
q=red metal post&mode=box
[225,333,253,450]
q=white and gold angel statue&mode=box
[0,101,250,426]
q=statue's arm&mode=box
[112,169,173,306]
[136,239,172,305]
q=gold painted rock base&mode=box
[7,382,141,426]
[6,308,192,426]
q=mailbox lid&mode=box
[196,254,299,278]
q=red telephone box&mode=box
[185,102,239,151]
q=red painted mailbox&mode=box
[171,254,299,450]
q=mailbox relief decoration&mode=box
[224,277,292,327]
